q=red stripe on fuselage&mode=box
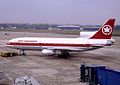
[7,42,92,47]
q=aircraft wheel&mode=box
[61,51,69,58]
[20,50,26,56]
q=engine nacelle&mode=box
[80,31,97,38]
[42,49,54,55]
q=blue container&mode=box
[97,68,120,85]
[86,65,105,84]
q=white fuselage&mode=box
[6,37,113,52]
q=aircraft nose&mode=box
[5,41,11,47]
[6,42,10,45]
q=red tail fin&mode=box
[90,19,115,39]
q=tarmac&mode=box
[0,31,120,85]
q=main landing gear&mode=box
[60,50,70,58]
[20,50,26,56]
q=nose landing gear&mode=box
[20,50,26,56]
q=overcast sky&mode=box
[0,0,119,24]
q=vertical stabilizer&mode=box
[90,19,115,39]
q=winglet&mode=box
[90,19,115,39]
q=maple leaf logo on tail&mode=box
[90,19,115,39]
[102,25,112,35]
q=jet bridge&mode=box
[80,63,120,85]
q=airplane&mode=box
[6,18,115,56]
